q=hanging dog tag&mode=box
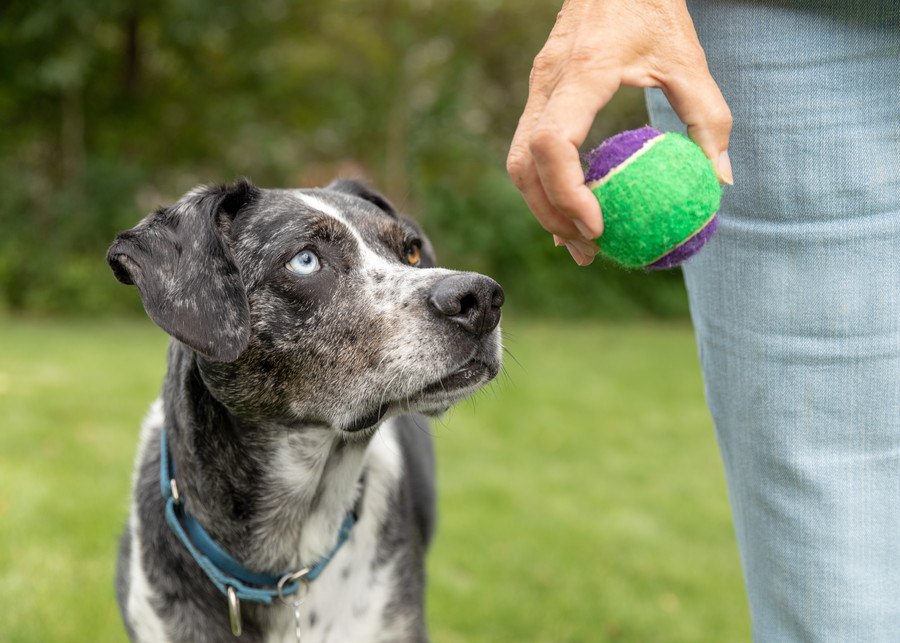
[291,597,304,643]
[278,569,311,643]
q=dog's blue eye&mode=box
[286,250,320,276]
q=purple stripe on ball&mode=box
[584,126,662,183]
[646,214,719,270]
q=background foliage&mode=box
[0,0,689,318]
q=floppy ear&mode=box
[326,178,398,216]
[326,178,437,267]
[107,179,259,362]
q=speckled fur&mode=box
[108,179,503,642]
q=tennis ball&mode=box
[584,126,722,270]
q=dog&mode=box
[107,178,503,642]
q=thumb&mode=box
[663,65,734,185]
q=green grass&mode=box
[0,317,749,642]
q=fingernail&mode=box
[573,220,596,241]
[718,150,734,185]
[565,242,591,266]
[571,239,599,257]
[553,235,564,247]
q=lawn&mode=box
[0,317,749,642]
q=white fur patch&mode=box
[254,426,366,566]
[264,419,406,643]
[295,193,392,269]
[126,400,171,643]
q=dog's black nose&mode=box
[429,274,504,337]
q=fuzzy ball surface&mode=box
[585,126,721,269]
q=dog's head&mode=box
[108,179,503,432]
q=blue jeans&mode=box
[646,2,900,640]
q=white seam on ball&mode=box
[645,210,719,265]
[586,133,666,190]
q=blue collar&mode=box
[159,429,357,607]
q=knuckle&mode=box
[555,49,615,94]
[708,104,733,131]
[531,49,557,75]
[566,45,603,70]
[529,49,559,88]
[505,149,530,186]
[528,128,558,158]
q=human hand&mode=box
[506,0,733,266]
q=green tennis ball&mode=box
[584,126,722,269]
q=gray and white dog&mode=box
[107,179,503,642]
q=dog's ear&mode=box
[107,179,259,362]
[326,178,397,216]
[326,178,437,267]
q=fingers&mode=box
[507,155,599,264]
[663,63,734,185]
[508,88,600,265]
[508,64,622,266]
[529,75,619,239]
[509,111,585,242]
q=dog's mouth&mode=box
[417,357,495,397]
[341,355,499,433]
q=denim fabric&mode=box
[645,2,900,640]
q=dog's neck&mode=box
[162,343,371,573]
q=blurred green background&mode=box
[0,0,748,640]
[0,0,689,319]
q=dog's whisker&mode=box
[501,346,525,372]
[377,371,404,414]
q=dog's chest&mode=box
[262,424,409,642]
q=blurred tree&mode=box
[0,0,687,318]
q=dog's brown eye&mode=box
[405,242,421,266]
